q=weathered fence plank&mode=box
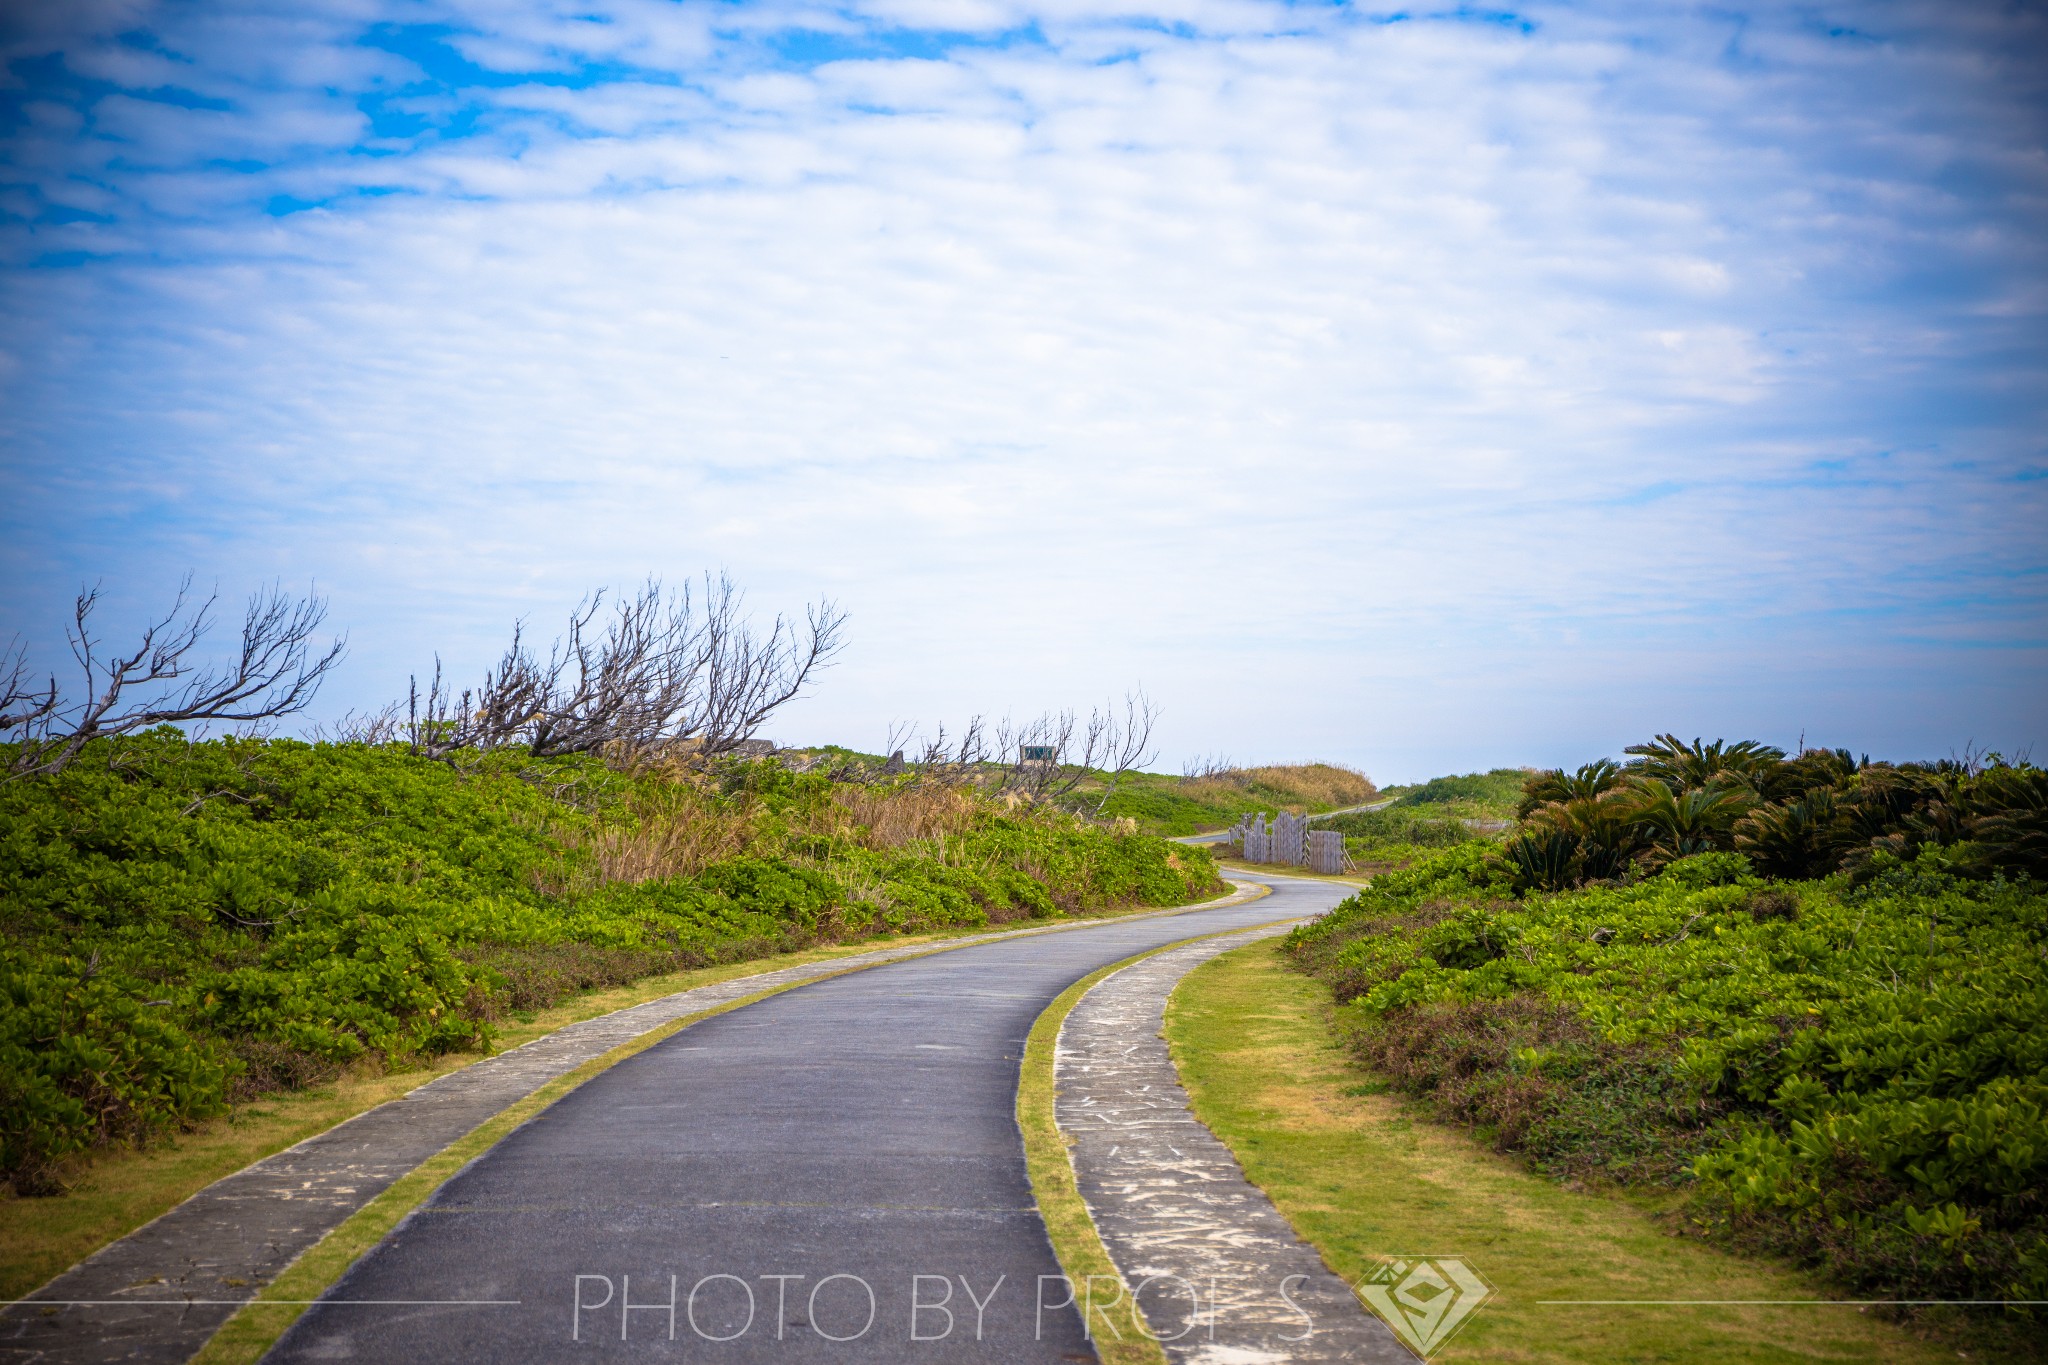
[1307,828,1348,874]
[1229,813,1346,871]
[1273,811,1307,865]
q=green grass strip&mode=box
[1016,885,1286,1365]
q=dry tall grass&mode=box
[537,781,756,892]
[798,782,984,849]
[536,774,1009,894]
[1178,763,1376,810]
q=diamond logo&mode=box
[1353,1256,1492,1357]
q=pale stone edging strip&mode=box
[1018,913,1316,1365]
[1,883,1267,1365]
[1056,931,1413,1363]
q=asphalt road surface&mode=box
[264,876,1351,1363]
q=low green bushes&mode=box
[1383,768,1529,813]
[1321,807,1485,867]
[1317,768,1521,869]
[1287,842,2048,1307]
[0,732,1220,1191]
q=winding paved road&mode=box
[264,876,1352,1363]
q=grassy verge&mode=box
[1163,937,1966,1364]
[1015,884,1273,1365]
[1,895,1230,1308]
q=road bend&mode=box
[263,875,1350,1363]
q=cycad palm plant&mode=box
[1619,779,1752,863]
[1516,759,1624,819]
[1966,765,2048,876]
[1509,790,1650,888]
[1624,734,1785,794]
[1503,827,1582,892]
[1733,788,1839,879]
[1738,746,1859,804]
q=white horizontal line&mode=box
[1539,1300,2047,1306]
[5,1300,522,1308]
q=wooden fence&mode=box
[1227,813,1353,874]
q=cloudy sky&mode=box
[2,0,2042,781]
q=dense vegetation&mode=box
[0,733,1221,1194]
[1289,740,2048,1315]
[1097,763,1376,835]
[1506,735,2044,889]
[1384,768,1530,812]
[1319,767,1524,869]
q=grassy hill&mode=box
[1096,763,1377,835]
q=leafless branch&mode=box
[1089,688,1161,815]
[0,637,60,740]
[308,702,405,745]
[405,574,847,765]
[993,709,1084,803]
[693,577,849,760]
[914,717,991,786]
[984,690,1162,812]
[6,577,346,777]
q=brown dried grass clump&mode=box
[1179,763,1375,810]
[537,773,1006,895]
[539,781,758,893]
[800,782,985,850]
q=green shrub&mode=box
[0,949,231,1193]
[1322,807,1483,858]
[0,733,1222,1189]
[1095,764,1376,835]
[1288,844,2048,1304]
[1387,768,1529,814]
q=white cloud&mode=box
[0,1,2043,778]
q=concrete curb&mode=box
[1055,927,1411,1363]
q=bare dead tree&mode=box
[3,577,346,777]
[1181,752,1237,779]
[693,579,849,759]
[994,709,1085,804]
[909,717,992,786]
[308,702,405,745]
[1089,688,1161,814]
[976,690,1161,812]
[406,575,847,765]
[0,638,60,746]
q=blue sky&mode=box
[1,0,2043,781]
